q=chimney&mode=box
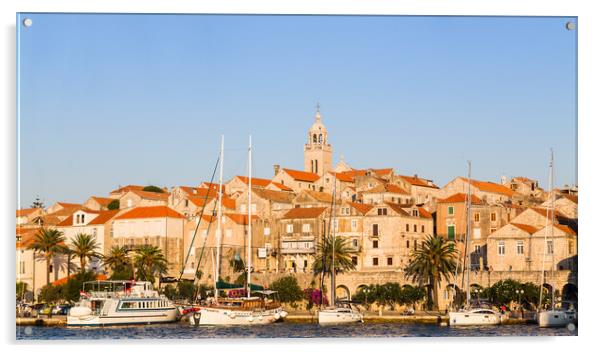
[273,164,281,176]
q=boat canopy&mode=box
[216,281,264,290]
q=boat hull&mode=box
[189,306,287,326]
[67,308,179,326]
[318,309,363,324]
[537,310,577,328]
[449,311,502,326]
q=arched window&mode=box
[319,134,323,143]
[313,134,317,143]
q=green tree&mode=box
[69,233,100,273]
[107,199,120,210]
[16,282,29,301]
[28,228,66,286]
[142,185,165,193]
[482,279,541,309]
[404,234,457,311]
[62,271,98,303]
[312,235,356,275]
[269,275,304,303]
[163,284,177,300]
[177,281,196,302]
[134,245,168,285]
[103,246,134,280]
[39,284,63,305]
[30,196,45,209]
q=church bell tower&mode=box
[304,104,333,176]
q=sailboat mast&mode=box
[550,150,556,307]
[247,135,252,299]
[214,135,225,300]
[538,149,553,310]
[465,161,472,305]
[331,178,337,306]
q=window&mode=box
[406,224,410,232]
[413,209,418,217]
[372,257,379,266]
[351,219,358,231]
[185,199,189,207]
[474,212,480,222]
[377,208,388,216]
[568,240,574,255]
[19,261,25,274]
[475,244,481,254]
[421,225,425,233]
[490,213,497,222]
[263,227,270,236]
[387,257,393,266]
[490,228,497,233]
[352,256,358,266]
[352,239,358,248]
[413,224,417,232]
[406,240,410,249]
[448,206,454,215]
[447,225,455,240]
[517,241,524,255]
[498,241,505,255]
[373,240,379,248]
[414,240,418,250]
[547,240,554,254]
[302,223,310,232]
[286,224,293,234]
[372,224,379,236]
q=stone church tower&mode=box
[304,106,333,175]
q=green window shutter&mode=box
[448,206,454,215]
[447,226,455,240]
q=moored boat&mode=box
[67,280,179,326]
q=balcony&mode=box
[280,241,315,254]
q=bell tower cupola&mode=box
[304,103,333,175]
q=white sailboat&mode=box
[190,135,287,326]
[318,176,363,324]
[449,161,503,326]
[537,150,577,328]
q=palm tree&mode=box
[69,233,100,273]
[27,228,66,286]
[404,234,457,311]
[102,246,133,279]
[312,235,356,275]
[134,245,168,285]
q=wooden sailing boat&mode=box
[536,149,577,328]
[317,176,362,324]
[190,135,287,326]
[449,161,502,326]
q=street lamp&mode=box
[363,288,370,310]
[515,289,524,315]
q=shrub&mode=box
[63,271,98,303]
[107,199,120,210]
[269,276,304,303]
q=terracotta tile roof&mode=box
[459,177,515,197]
[110,185,145,194]
[52,274,107,286]
[88,210,121,225]
[282,169,320,182]
[329,172,355,183]
[56,202,82,208]
[437,193,483,204]
[398,175,439,189]
[90,197,114,207]
[180,186,218,198]
[510,223,539,234]
[364,183,410,195]
[554,224,577,236]
[530,207,569,220]
[282,207,328,220]
[16,228,40,249]
[252,189,295,203]
[303,190,335,203]
[128,189,169,201]
[188,195,236,209]
[16,208,40,217]
[348,202,373,215]
[115,206,184,220]
[236,176,273,188]
[418,207,432,219]
[383,202,411,216]
[226,214,259,225]
[269,181,294,192]
[338,168,393,180]
[564,195,578,204]
[199,182,225,191]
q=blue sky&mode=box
[17,14,577,207]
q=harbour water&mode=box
[16,322,576,340]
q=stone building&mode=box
[83,196,114,211]
[118,189,169,209]
[303,108,332,176]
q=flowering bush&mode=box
[304,288,328,308]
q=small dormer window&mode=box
[81,214,85,223]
